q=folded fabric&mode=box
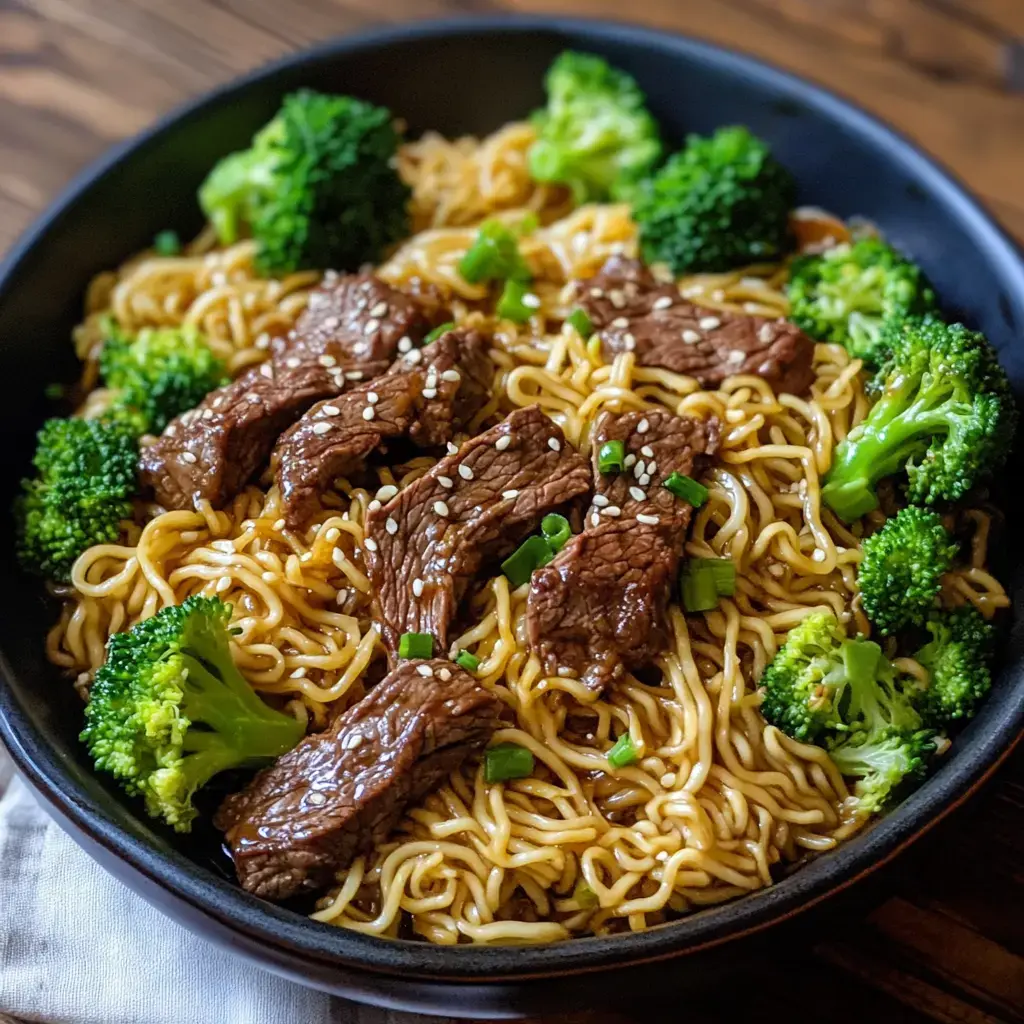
[0,745,443,1024]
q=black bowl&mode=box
[2,15,1023,1018]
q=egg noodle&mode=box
[47,123,1008,943]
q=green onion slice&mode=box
[458,220,532,284]
[566,308,594,339]
[153,229,181,256]
[597,440,625,474]
[541,513,571,554]
[484,742,535,783]
[687,557,736,597]
[398,632,434,659]
[456,649,481,672]
[424,321,455,344]
[607,733,638,769]
[663,471,709,507]
[501,535,555,588]
[680,565,719,613]
[573,878,599,909]
[497,279,538,324]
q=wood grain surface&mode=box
[2,2,1024,1022]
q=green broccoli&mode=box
[821,318,1017,523]
[199,89,409,275]
[913,605,995,727]
[857,506,958,636]
[760,611,935,813]
[527,50,662,203]
[81,596,305,832]
[15,417,138,582]
[633,125,795,274]
[99,319,228,434]
[787,238,937,365]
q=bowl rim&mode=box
[2,12,1024,983]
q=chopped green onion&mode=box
[663,471,709,507]
[598,440,626,474]
[687,557,736,597]
[566,308,594,339]
[458,220,532,284]
[484,742,534,783]
[516,212,540,236]
[573,878,599,909]
[424,321,455,344]
[456,649,481,672]
[229,626,243,636]
[501,534,555,588]
[680,565,719,613]
[398,632,434,659]
[153,229,181,256]
[497,279,537,324]
[541,514,571,554]
[607,733,638,769]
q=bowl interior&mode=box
[1,16,1024,981]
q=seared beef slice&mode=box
[217,659,502,901]
[574,256,815,395]
[528,409,719,692]
[365,405,592,661]
[139,274,431,509]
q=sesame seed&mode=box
[634,460,646,479]
[522,293,541,309]
[368,500,381,512]
[438,476,453,489]
[182,452,197,464]
[758,323,775,343]
[548,437,561,452]
[699,316,721,330]
[364,318,380,335]
[353,343,367,356]
[458,465,474,480]
[405,349,423,364]
[325,528,340,541]
[502,489,519,500]
[216,576,231,593]
[601,505,622,517]
[255,334,271,350]
[639,473,652,486]
[416,662,433,677]
[260,363,274,379]
[441,369,461,382]
[343,733,363,750]
[385,517,398,535]
[682,330,701,344]
[661,772,677,787]
[369,301,389,318]
[447,442,459,455]
[637,418,650,434]
[655,851,668,862]
[273,518,285,531]
[609,289,626,309]
[611,316,630,329]
[308,791,326,806]
[727,350,746,365]
[647,460,657,475]
[261,571,275,582]
[286,357,301,369]
[622,333,636,350]
[629,486,646,502]
[322,405,340,416]
[312,422,332,435]
[653,296,674,310]
[412,578,425,597]
[592,494,610,508]
[812,549,826,563]
[589,287,604,298]
[640,445,654,458]
[398,336,413,353]
[376,484,398,501]
[624,453,637,469]
[439,667,452,681]
[557,666,573,677]
[637,513,659,525]
[318,354,337,367]
[345,370,364,380]
[495,435,511,451]
[434,500,449,517]
[201,409,214,420]
[364,537,378,552]
[591,512,601,527]
[366,391,379,404]
[422,388,437,399]
[362,406,375,421]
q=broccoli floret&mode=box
[788,238,937,365]
[914,605,995,727]
[199,89,409,275]
[761,611,934,812]
[858,506,958,636]
[821,318,1017,522]
[15,417,138,582]
[81,596,304,832]
[633,126,795,274]
[99,319,228,434]
[527,51,662,203]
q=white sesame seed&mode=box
[591,512,601,527]
[522,293,541,309]
[322,405,340,416]
[412,578,425,597]
[345,370,364,380]
[273,518,286,531]
[653,296,674,310]
[422,388,437,400]
[622,333,636,351]
[639,473,652,486]
[307,791,326,806]
[385,517,398,535]
[548,437,561,452]
[343,733,364,750]
[758,323,775,343]
[318,354,337,367]
[353,342,368,356]
[812,549,826,563]
[369,301,389,318]
[699,316,721,330]
[647,460,657,475]
[611,316,630,328]
[458,464,474,480]
[495,435,511,451]
[447,442,459,455]
[416,663,433,677]
[312,422,332,435]
[286,357,301,369]
[624,453,637,469]
[368,500,382,512]
[439,667,452,681]
[434,500,449,517]
[259,363,274,379]
[609,289,626,309]
[376,485,398,501]
[637,418,650,434]
[398,336,413,353]
[661,772,677,787]
[637,513,659,525]
[629,486,646,502]
[182,451,197,464]
[405,349,423,364]
[325,528,340,541]
[727,350,746,365]
[589,287,604,298]
[640,445,655,458]
[682,330,702,344]
[362,406,375,421]
[364,537,378,552]
[438,476,453,488]
[634,460,646,479]
[255,333,271,350]
[261,571,275,583]
[502,489,519,500]
[441,369,461,383]
[601,505,622,517]
[364,318,380,335]
[366,391,379,405]
[557,666,573,677]
[201,409,214,420]
[592,494,610,507]
[214,576,232,594]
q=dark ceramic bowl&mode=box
[1,15,1023,1018]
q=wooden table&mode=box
[2,1,1023,1021]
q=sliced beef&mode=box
[365,405,592,661]
[574,256,815,395]
[139,274,433,510]
[528,408,720,693]
[216,659,502,902]
[274,329,493,526]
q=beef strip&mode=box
[528,408,720,693]
[138,274,432,510]
[365,405,592,661]
[273,329,493,526]
[574,256,815,395]
[216,659,502,902]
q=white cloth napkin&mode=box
[0,744,450,1024]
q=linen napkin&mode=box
[0,743,452,1024]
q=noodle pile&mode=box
[47,123,1009,943]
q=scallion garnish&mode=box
[689,557,736,597]
[484,742,534,783]
[573,878,599,909]
[566,308,594,339]
[458,220,531,284]
[541,513,571,554]
[607,733,638,769]
[679,564,720,613]
[597,440,625,474]
[497,279,537,323]
[456,649,481,672]
[663,471,709,507]
[424,321,455,344]
[398,632,434,659]
[501,534,556,588]
[153,230,181,256]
